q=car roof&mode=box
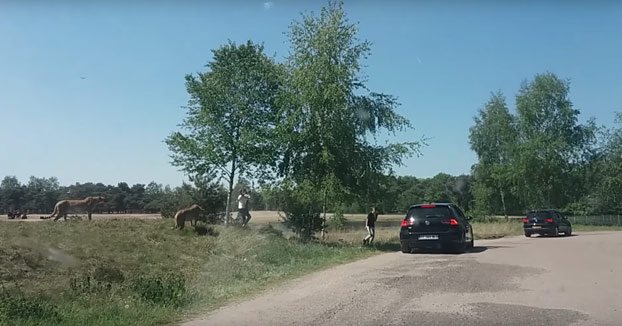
[528,209,559,212]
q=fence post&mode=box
[618,215,620,226]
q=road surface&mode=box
[184,231,622,326]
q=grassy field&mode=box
[0,219,383,326]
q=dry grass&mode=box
[471,221,524,239]
[0,219,379,326]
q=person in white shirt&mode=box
[237,188,251,226]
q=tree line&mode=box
[0,176,227,218]
[469,73,622,217]
[0,173,471,217]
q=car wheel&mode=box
[524,232,531,238]
[468,230,474,249]
[553,227,559,237]
[400,242,411,254]
[566,227,572,236]
[450,240,467,254]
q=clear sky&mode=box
[1,1,621,187]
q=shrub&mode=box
[278,182,324,242]
[194,225,218,236]
[94,265,125,284]
[69,265,126,295]
[0,291,62,324]
[327,211,348,230]
[258,224,284,237]
[130,273,189,307]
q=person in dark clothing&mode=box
[363,207,378,245]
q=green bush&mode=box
[279,182,324,242]
[258,224,284,237]
[94,265,125,284]
[194,225,219,236]
[0,291,62,324]
[130,274,189,307]
[327,211,348,230]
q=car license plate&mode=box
[532,226,542,229]
[418,235,439,240]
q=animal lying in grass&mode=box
[41,196,105,221]
[174,204,206,230]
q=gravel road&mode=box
[184,231,622,326]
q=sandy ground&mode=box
[0,213,162,222]
[184,231,622,326]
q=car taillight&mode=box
[401,220,412,227]
[546,218,553,223]
[420,205,436,208]
[523,218,529,223]
[441,218,459,226]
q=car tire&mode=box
[468,230,474,249]
[566,227,572,236]
[400,242,411,254]
[524,232,531,238]
[553,227,559,237]
[450,240,467,254]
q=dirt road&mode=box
[184,231,622,326]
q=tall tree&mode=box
[0,176,24,211]
[469,92,518,218]
[166,41,283,224]
[278,2,421,236]
[591,113,622,213]
[515,73,595,209]
[24,176,60,212]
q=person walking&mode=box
[363,207,378,245]
[237,188,252,226]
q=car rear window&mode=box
[406,206,452,219]
[527,211,552,218]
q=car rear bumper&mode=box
[524,226,554,234]
[399,231,463,249]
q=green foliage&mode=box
[327,211,348,230]
[276,1,421,223]
[279,182,325,241]
[469,92,518,217]
[469,73,599,215]
[130,274,189,307]
[94,265,125,284]
[0,291,62,325]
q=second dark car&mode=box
[523,209,572,237]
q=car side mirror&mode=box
[466,215,473,220]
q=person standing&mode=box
[237,188,252,226]
[363,207,378,245]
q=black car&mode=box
[399,203,474,253]
[523,210,572,237]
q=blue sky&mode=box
[1,1,621,187]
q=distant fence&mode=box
[568,215,622,226]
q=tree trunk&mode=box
[321,186,327,240]
[224,159,236,225]
[225,161,235,225]
[499,184,508,220]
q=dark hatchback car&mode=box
[399,203,474,254]
[523,210,572,237]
